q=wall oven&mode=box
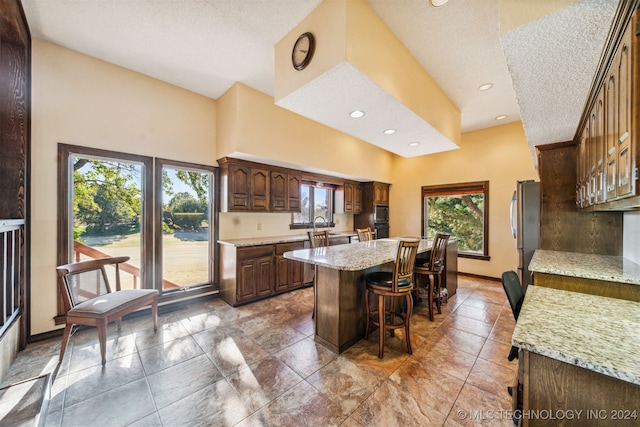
[374,205,389,223]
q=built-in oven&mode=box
[374,205,389,223]
[374,222,389,239]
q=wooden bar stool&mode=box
[356,227,373,241]
[364,239,420,358]
[414,233,449,321]
[308,230,330,319]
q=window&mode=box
[57,144,218,322]
[291,182,334,228]
[422,181,489,260]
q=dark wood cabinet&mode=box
[539,142,622,255]
[219,157,302,213]
[270,171,302,212]
[576,6,639,210]
[234,245,274,303]
[220,241,305,306]
[373,182,390,205]
[354,181,390,236]
[336,181,362,214]
[275,242,304,292]
[250,167,269,211]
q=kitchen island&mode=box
[284,238,457,353]
[512,285,640,426]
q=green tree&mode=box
[73,159,141,235]
[427,195,484,252]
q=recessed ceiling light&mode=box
[478,83,494,91]
[408,142,420,147]
[430,0,451,6]
[495,115,508,120]
[383,129,396,135]
[350,110,365,118]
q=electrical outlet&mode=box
[257,223,262,231]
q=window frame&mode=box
[290,181,335,229]
[421,181,490,260]
[56,144,220,323]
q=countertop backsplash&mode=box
[218,212,354,240]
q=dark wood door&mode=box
[237,259,257,302]
[250,168,269,211]
[255,256,273,297]
[270,171,287,211]
[288,174,301,212]
[617,21,633,198]
[228,164,250,210]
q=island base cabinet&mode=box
[314,264,386,354]
[518,350,640,426]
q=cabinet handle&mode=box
[608,147,616,156]
[619,132,629,143]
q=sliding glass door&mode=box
[57,145,217,320]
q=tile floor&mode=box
[3,276,518,426]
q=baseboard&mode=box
[458,272,501,282]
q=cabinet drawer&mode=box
[276,241,304,255]
[237,245,274,261]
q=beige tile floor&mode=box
[3,276,518,426]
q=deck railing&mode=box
[0,219,24,337]
[73,240,179,289]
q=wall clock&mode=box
[292,32,315,70]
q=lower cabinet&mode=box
[220,241,305,306]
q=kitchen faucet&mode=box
[313,216,327,232]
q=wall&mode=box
[217,83,395,182]
[30,39,217,335]
[390,121,539,279]
[624,211,640,264]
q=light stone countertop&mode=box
[529,249,640,285]
[283,238,431,271]
[512,286,640,385]
[218,232,357,247]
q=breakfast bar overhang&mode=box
[284,238,457,354]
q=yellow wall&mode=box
[390,122,539,278]
[217,83,395,182]
[274,0,460,145]
[30,39,217,335]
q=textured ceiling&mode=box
[21,0,618,161]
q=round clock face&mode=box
[292,32,315,70]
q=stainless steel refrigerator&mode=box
[510,180,540,292]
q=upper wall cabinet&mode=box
[372,182,390,205]
[335,181,362,214]
[218,157,302,213]
[576,4,639,211]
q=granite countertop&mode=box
[512,286,640,385]
[529,249,640,286]
[283,238,431,271]
[218,232,357,247]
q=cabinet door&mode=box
[373,182,389,205]
[270,171,288,211]
[344,183,354,213]
[237,259,257,302]
[228,164,251,210]
[288,174,301,212]
[275,254,289,292]
[578,127,588,207]
[256,256,274,297]
[617,24,633,198]
[594,90,605,203]
[250,168,270,211]
[605,71,618,201]
[353,184,362,213]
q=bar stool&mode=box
[356,227,373,241]
[308,230,329,319]
[364,239,420,358]
[413,233,449,321]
